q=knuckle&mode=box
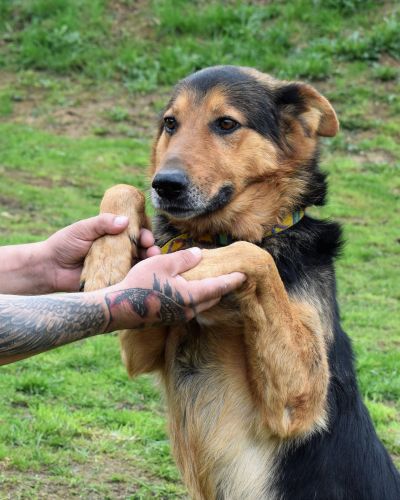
[180,250,195,267]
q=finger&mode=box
[150,247,203,276]
[139,228,155,249]
[185,272,246,304]
[138,245,161,260]
[188,297,221,318]
[70,213,129,242]
[146,246,161,258]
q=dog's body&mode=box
[82,66,400,499]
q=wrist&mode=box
[99,284,148,333]
[82,289,113,334]
[31,240,58,294]
[0,241,54,295]
[99,285,125,333]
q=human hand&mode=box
[44,214,160,292]
[103,247,246,331]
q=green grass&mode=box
[0,0,399,496]
[1,0,399,86]
[0,123,149,243]
[0,337,186,497]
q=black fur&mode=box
[292,154,329,207]
[263,219,400,498]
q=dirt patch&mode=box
[8,86,168,139]
[1,167,86,189]
[0,194,25,211]
[110,0,155,40]
[4,169,55,188]
[380,54,400,69]
[350,149,397,166]
[377,339,400,350]
[0,70,170,140]
[18,87,167,139]
[0,455,186,499]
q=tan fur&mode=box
[181,243,329,437]
[82,69,338,499]
[81,184,148,290]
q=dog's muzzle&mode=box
[151,168,234,219]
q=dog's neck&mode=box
[157,209,305,254]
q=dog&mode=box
[81,66,400,499]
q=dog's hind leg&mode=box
[182,241,330,438]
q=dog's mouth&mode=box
[151,183,234,220]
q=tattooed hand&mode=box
[0,248,246,365]
[103,248,246,332]
[0,247,244,365]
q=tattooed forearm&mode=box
[105,274,191,330]
[0,294,107,360]
[0,273,197,363]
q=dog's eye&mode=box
[164,116,177,134]
[215,117,240,134]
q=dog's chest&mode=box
[163,324,279,500]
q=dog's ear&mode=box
[275,82,339,137]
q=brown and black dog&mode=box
[81,66,400,499]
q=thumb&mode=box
[71,213,129,241]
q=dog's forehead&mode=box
[168,66,280,142]
[167,87,238,120]
[183,66,261,93]
[175,66,276,101]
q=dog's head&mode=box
[151,66,338,241]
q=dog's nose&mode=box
[152,169,189,200]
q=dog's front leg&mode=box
[81,184,148,290]
[81,184,168,376]
[183,241,329,438]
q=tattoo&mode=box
[105,274,187,327]
[0,295,106,358]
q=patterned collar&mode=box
[160,209,305,254]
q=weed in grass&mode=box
[15,374,51,396]
[93,125,111,136]
[373,64,399,82]
[105,106,130,122]
[284,50,333,80]
[334,15,400,62]
[0,92,13,116]
[321,0,376,13]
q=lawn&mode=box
[0,0,399,497]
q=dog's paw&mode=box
[81,232,135,291]
[182,242,271,281]
[80,184,147,292]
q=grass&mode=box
[0,123,149,243]
[0,337,186,497]
[1,0,399,86]
[0,0,399,497]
